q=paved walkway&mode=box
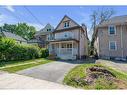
[17,61,78,83]
[96,59,127,73]
[0,71,75,89]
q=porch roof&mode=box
[49,38,79,43]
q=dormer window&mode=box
[64,21,69,28]
[108,25,116,35]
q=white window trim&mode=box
[108,25,116,35]
[63,21,69,28]
[109,41,117,51]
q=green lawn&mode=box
[63,63,127,89]
[0,58,46,67]
[0,58,52,73]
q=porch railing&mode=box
[53,48,77,55]
[60,48,72,54]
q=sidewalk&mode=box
[0,72,75,89]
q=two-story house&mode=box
[35,23,54,48]
[93,15,127,60]
[48,15,88,60]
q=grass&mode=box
[0,58,52,73]
[0,58,45,67]
[63,63,127,89]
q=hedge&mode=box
[0,37,49,62]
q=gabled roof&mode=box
[2,31,26,42]
[55,15,80,31]
[98,15,127,27]
[35,23,54,36]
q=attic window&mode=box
[47,29,51,31]
[64,21,69,28]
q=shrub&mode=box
[0,37,41,61]
[40,48,49,58]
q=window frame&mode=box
[109,41,117,51]
[108,25,116,35]
[64,21,70,28]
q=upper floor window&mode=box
[109,41,117,50]
[64,21,69,28]
[47,28,51,31]
[108,25,116,35]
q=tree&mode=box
[0,23,36,40]
[2,24,17,33]
[27,26,36,40]
[90,8,115,55]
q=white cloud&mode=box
[5,6,15,12]
[79,6,84,9]
[0,13,17,25]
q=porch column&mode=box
[72,41,73,57]
[50,43,53,54]
[59,42,61,55]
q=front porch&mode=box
[49,41,79,60]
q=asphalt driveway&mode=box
[16,61,78,83]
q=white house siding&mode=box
[54,29,79,40]
[122,25,127,58]
[79,29,88,58]
[55,31,73,40]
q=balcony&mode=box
[54,33,78,41]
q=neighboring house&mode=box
[0,31,27,44]
[48,15,88,60]
[27,38,41,46]
[35,23,54,48]
[93,15,127,60]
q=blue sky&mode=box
[0,6,127,39]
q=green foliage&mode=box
[94,78,117,89]
[0,37,41,61]
[0,23,36,40]
[40,48,49,58]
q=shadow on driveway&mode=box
[55,57,96,64]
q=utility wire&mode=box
[23,6,43,26]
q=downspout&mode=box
[121,24,124,58]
